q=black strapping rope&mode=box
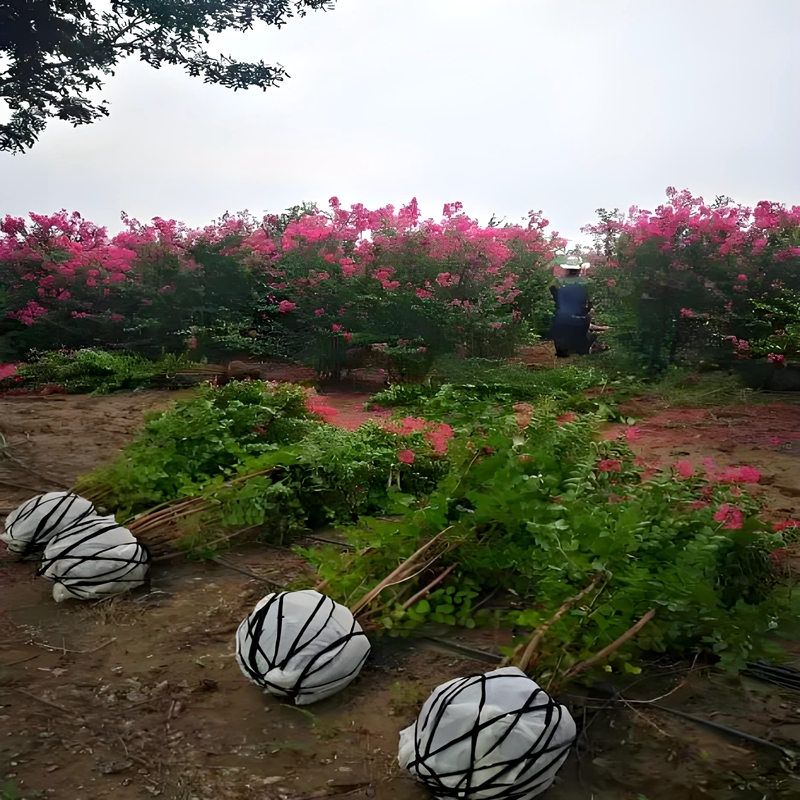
[38,516,150,600]
[236,590,371,704]
[403,669,575,800]
[2,492,96,557]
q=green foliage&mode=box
[78,381,447,535]
[749,289,800,359]
[371,358,610,427]
[0,781,22,800]
[306,411,791,678]
[1,0,337,153]
[10,349,197,394]
[78,381,314,515]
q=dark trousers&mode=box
[552,317,595,358]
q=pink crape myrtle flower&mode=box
[713,504,744,530]
[278,300,296,314]
[675,460,694,479]
[624,427,642,442]
[398,449,416,464]
[716,465,761,484]
[0,363,18,381]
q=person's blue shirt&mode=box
[552,283,590,321]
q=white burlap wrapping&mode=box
[398,667,576,800]
[39,515,150,602]
[1,492,96,557]
[235,590,371,705]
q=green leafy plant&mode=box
[77,380,314,514]
[306,411,792,679]
[77,381,449,543]
[8,349,198,394]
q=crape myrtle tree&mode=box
[0,0,336,153]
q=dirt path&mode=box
[2,391,800,799]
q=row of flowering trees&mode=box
[0,200,565,368]
[4,190,800,378]
[584,188,800,375]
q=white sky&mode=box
[1,0,798,243]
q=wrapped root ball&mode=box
[1,492,96,557]
[39,516,150,602]
[398,667,576,800]
[236,590,371,705]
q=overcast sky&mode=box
[1,0,798,243]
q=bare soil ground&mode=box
[2,392,800,800]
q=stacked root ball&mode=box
[1,491,149,602]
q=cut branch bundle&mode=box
[81,467,281,556]
[349,526,458,620]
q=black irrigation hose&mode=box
[744,660,800,692]
[648,703,794,757]
[581,683,797,759]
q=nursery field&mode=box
[3,189,800,800]
[2,384,800,800]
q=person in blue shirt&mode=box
[549,272,609,358]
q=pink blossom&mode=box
[0,363,18,381]
[598,459,622,473]
[717,465,761,484]
[109,313,124,323]
[767,353,786,368]
[331,323,343,333]
[425,422,454,454]
[436,272,454,287]
[713,504,744,530]
[737,274,748,282]
[624,427,642,442]
[416,288,433,299]
[491,322,503,330]
[398,449,416,464]
[343,332,353,342]
[278,300,296,314]
[680,308,695,318]
[606,278,617,288]
[187,337,198,349]
[676,460,694,479]
[315,308,325,316]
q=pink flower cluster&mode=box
[713,504,744,530]
[384,416,455,455]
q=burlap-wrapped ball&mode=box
[39,516,150,602]
[1,492,96,557]
[398,667,576,800]
[236,590,371,705]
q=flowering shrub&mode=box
[1,201,564,372]
[585,189,800,374]
[307,410,790,675]
[0,210,264,360]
